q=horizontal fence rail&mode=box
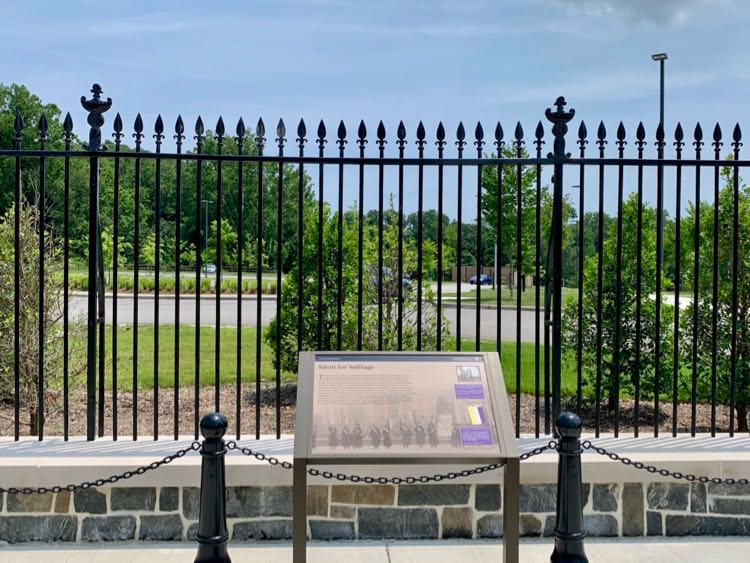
[1,85,748,441]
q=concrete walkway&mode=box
[2,539,750,562]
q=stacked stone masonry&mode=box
[1,482,749,543]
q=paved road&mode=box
[69,295,544,343]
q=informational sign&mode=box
[310,354,501,456]
[292,351,519,563]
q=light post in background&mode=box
[202,199,211,275]
[652,53,667,264]
[202,200,211,251]
[652,53,667,131]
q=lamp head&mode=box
[651,53,668,61]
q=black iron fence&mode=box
[1,84,748,441]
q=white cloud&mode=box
[552,0,735,26]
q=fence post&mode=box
[80,84,111,441]
[195,412,231,563]
[551,412,587,563]
[545,97,575,426]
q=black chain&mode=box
[582,440,749,486]
[0,441,201,495]
[227,439,557,484]
[226,441,294,470]
[520,440,558,461]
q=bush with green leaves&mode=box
[562,193,673,410]
[680,164,750,431]
[0,202,84,434]
[266,197,448,373]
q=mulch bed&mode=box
[0,384,740,439]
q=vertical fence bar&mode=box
[377,122,386,351]
[692,124,703,436]
[513,123,524,437]
[174,116,184,440]
[13,112,22,441]
[215,119,225,413]
[81,85,112,441]
[710,126,724,434]
[416,123,426,350]
[546,98,574,430]
[711,126,722,434]
[612,123,626,438]
[534,123,543,437]
[316,121,325,350]
[133,114,143,441]
[397,122,406,350]
[634,124,646,438]
[276,120,286,439]
[63,113,73,440]
[494,124,504,358]
[730,125,742,436]
[111,116,123,441]
[544,241,551,436]
[576,122,587,414]
[297,120,307,355]
[456,123,465,352]
[673,124,685,437]
[256,120,266,440]
[356,122,366,350]
[436,124,446,351]
[475,123,485,352]
[654,123,666,437]
[336,121,346,350]
[154,116,164,439]
[595,122,607,437]
[97,199,105,439]
[235,118,245,440]
[37,115,48,440]
[194,117,205,440]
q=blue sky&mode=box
[3,0,749,217]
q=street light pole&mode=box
[652,53,668,264]
[652,53,667,132]
[202,200,210,252]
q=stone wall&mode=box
[2,481,749,543]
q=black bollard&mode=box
[551,412,587,563]
[195,413,231,563]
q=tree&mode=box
[0,83,69,220]
[100,226,132,284]
[562,193,673,409]
[266,197,448,373]
[480,146,576,289]
[203,218,238,267]
[0,202,84,434]
[680,162,750,431]
[480,147,538,280]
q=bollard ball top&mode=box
[200,412,228,439]
[555,412,582,438]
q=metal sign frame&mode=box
[292,351,519,562]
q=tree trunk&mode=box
[737,404,748,433]
[29,409,39,436]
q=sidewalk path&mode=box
[3,539,749,562]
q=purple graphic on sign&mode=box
[460,426,493,446]
[454,384,485,400]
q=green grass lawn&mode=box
[442,286,578,307]
[71,326,575,397]
[71,325,294,390]
[441,337,578,396]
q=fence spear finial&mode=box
[80,83,112,151]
